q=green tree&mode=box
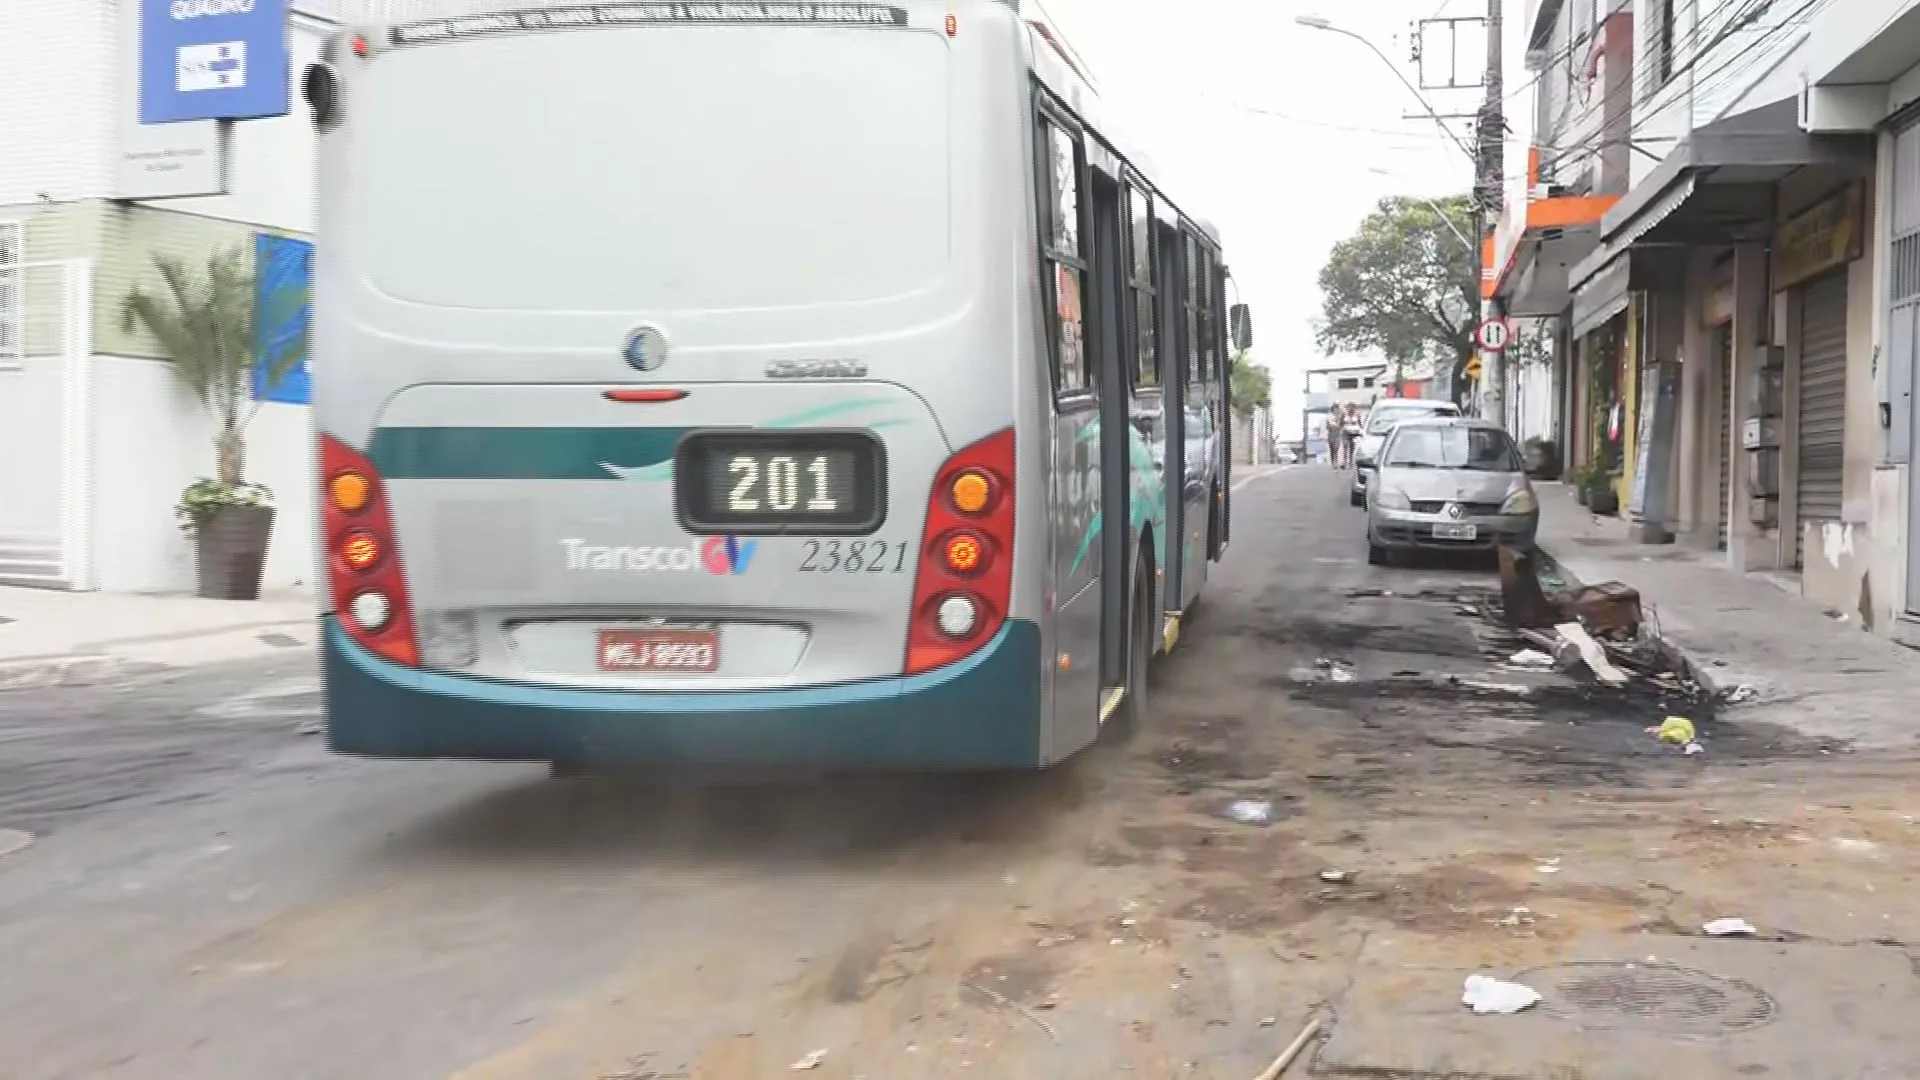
[122,244,307,525]
[1229,350,1271,417]
[1315,194,1477,375]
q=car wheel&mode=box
[1366,541,1388,566]
[1349,490,1365,508]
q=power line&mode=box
[1519,0,1830,182]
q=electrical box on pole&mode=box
[1411,17,1486,91]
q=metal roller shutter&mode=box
[1716,324,1734,550]
[1794,273,1849,569]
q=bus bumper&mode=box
[320,616,1046,770]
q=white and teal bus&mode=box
[303,0,1249,772]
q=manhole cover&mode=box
[1516,961,1778,1036]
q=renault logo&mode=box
[1445,502,1465,519]
[622,325,669,372]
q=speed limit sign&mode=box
[1475,318,1512,352]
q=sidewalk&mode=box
[1534,483,1920,751]
[0,586,317,689]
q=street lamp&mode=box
[1293,15,1477,166]
[1298,13,1495,421]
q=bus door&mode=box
[1089,167,1132,709]
[1157,222,1189,617]
[1039,111,1101,758]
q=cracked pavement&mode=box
[0,466,1916,1079]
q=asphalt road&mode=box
[0,465,1905,1080]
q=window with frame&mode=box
[0,220,23,366]
[1038,116,1089,395]
[1182,232,1201,386]
[1652,0,1675,85]
[1124,182,1157,387]
[1192,245,1218,387]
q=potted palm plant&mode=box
[122,244,307,600]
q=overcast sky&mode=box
[1033,0,1489,437]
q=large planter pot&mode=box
[1575,485,1591,507]
[193,504,276,600]
[1589,486,1620,517]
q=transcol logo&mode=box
[561,536,757,574]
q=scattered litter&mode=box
[1312,657,1356,683]
[964,980,1060,1043]
[1833,837,1880,855]
[1454,677,1533,696]
[789,1049,828,1070]
[1259,1016,1278,1027]
[1683,742,1705,756]
[1535,858,1561,874]
[1252,1015,1322,1080]
[1226,800,1275,826]
[1495,906,1536,928]
[1703,918,1757,937]
[1461,974,1541,1015]
[1557,621,1628,686]
[295,720,323,736]
[1723,684,1758,705]
[1505,648,1556,669]
[1318,869,1354,884]
[1652,716,1696,746]
[0,829,34,859]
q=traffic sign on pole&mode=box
[1475,317,1511,352]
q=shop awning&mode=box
[1598,100,1872,248]
[1567,247,1688,338]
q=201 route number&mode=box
[728,454,842,513]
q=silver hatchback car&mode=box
[1364,417,1538,564]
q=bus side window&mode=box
[1037,114,1090,397]
[1181,232,1201,388]
[1125,182,1157,388]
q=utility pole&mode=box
[1476,0,1507,427]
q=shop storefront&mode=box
[1702,258,1736,550]
[1774,182,1864,570]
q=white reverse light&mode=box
[349,590,391,632]
[936,595,977,638]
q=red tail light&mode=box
[320,433,420,667]
[905,428,1015,675]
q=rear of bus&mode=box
[306,3,1052,770]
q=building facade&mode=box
[0,0,349,593]
[1493,0,1920,640]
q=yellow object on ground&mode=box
[1657,716,1696,745]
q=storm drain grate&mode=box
[1516,961,1779,1036]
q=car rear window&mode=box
[1367,404,1457,434]
[1381,426,1522,471]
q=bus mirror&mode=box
[1229,304,1252,350]
[303,64,340,129]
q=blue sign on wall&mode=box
[253,233,312,406]
[139,0,290,124]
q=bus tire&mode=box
[1117,553,1154,729]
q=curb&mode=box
[0,620,317,692]
[1532,541,1723,699]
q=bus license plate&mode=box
[1433,523,1477,540]
[597,629,719,673]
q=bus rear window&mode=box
[357,27,950,312]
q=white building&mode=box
[1493,0,1920,639]
[0,0,356,593]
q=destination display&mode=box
[676,430,885,535]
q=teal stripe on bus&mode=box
[367,427,691,480]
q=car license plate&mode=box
[1433,523,1478,540]
[597,629,719,673]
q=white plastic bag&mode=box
[1461,974,1541,1015]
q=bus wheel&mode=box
[1117,555,1153,729]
